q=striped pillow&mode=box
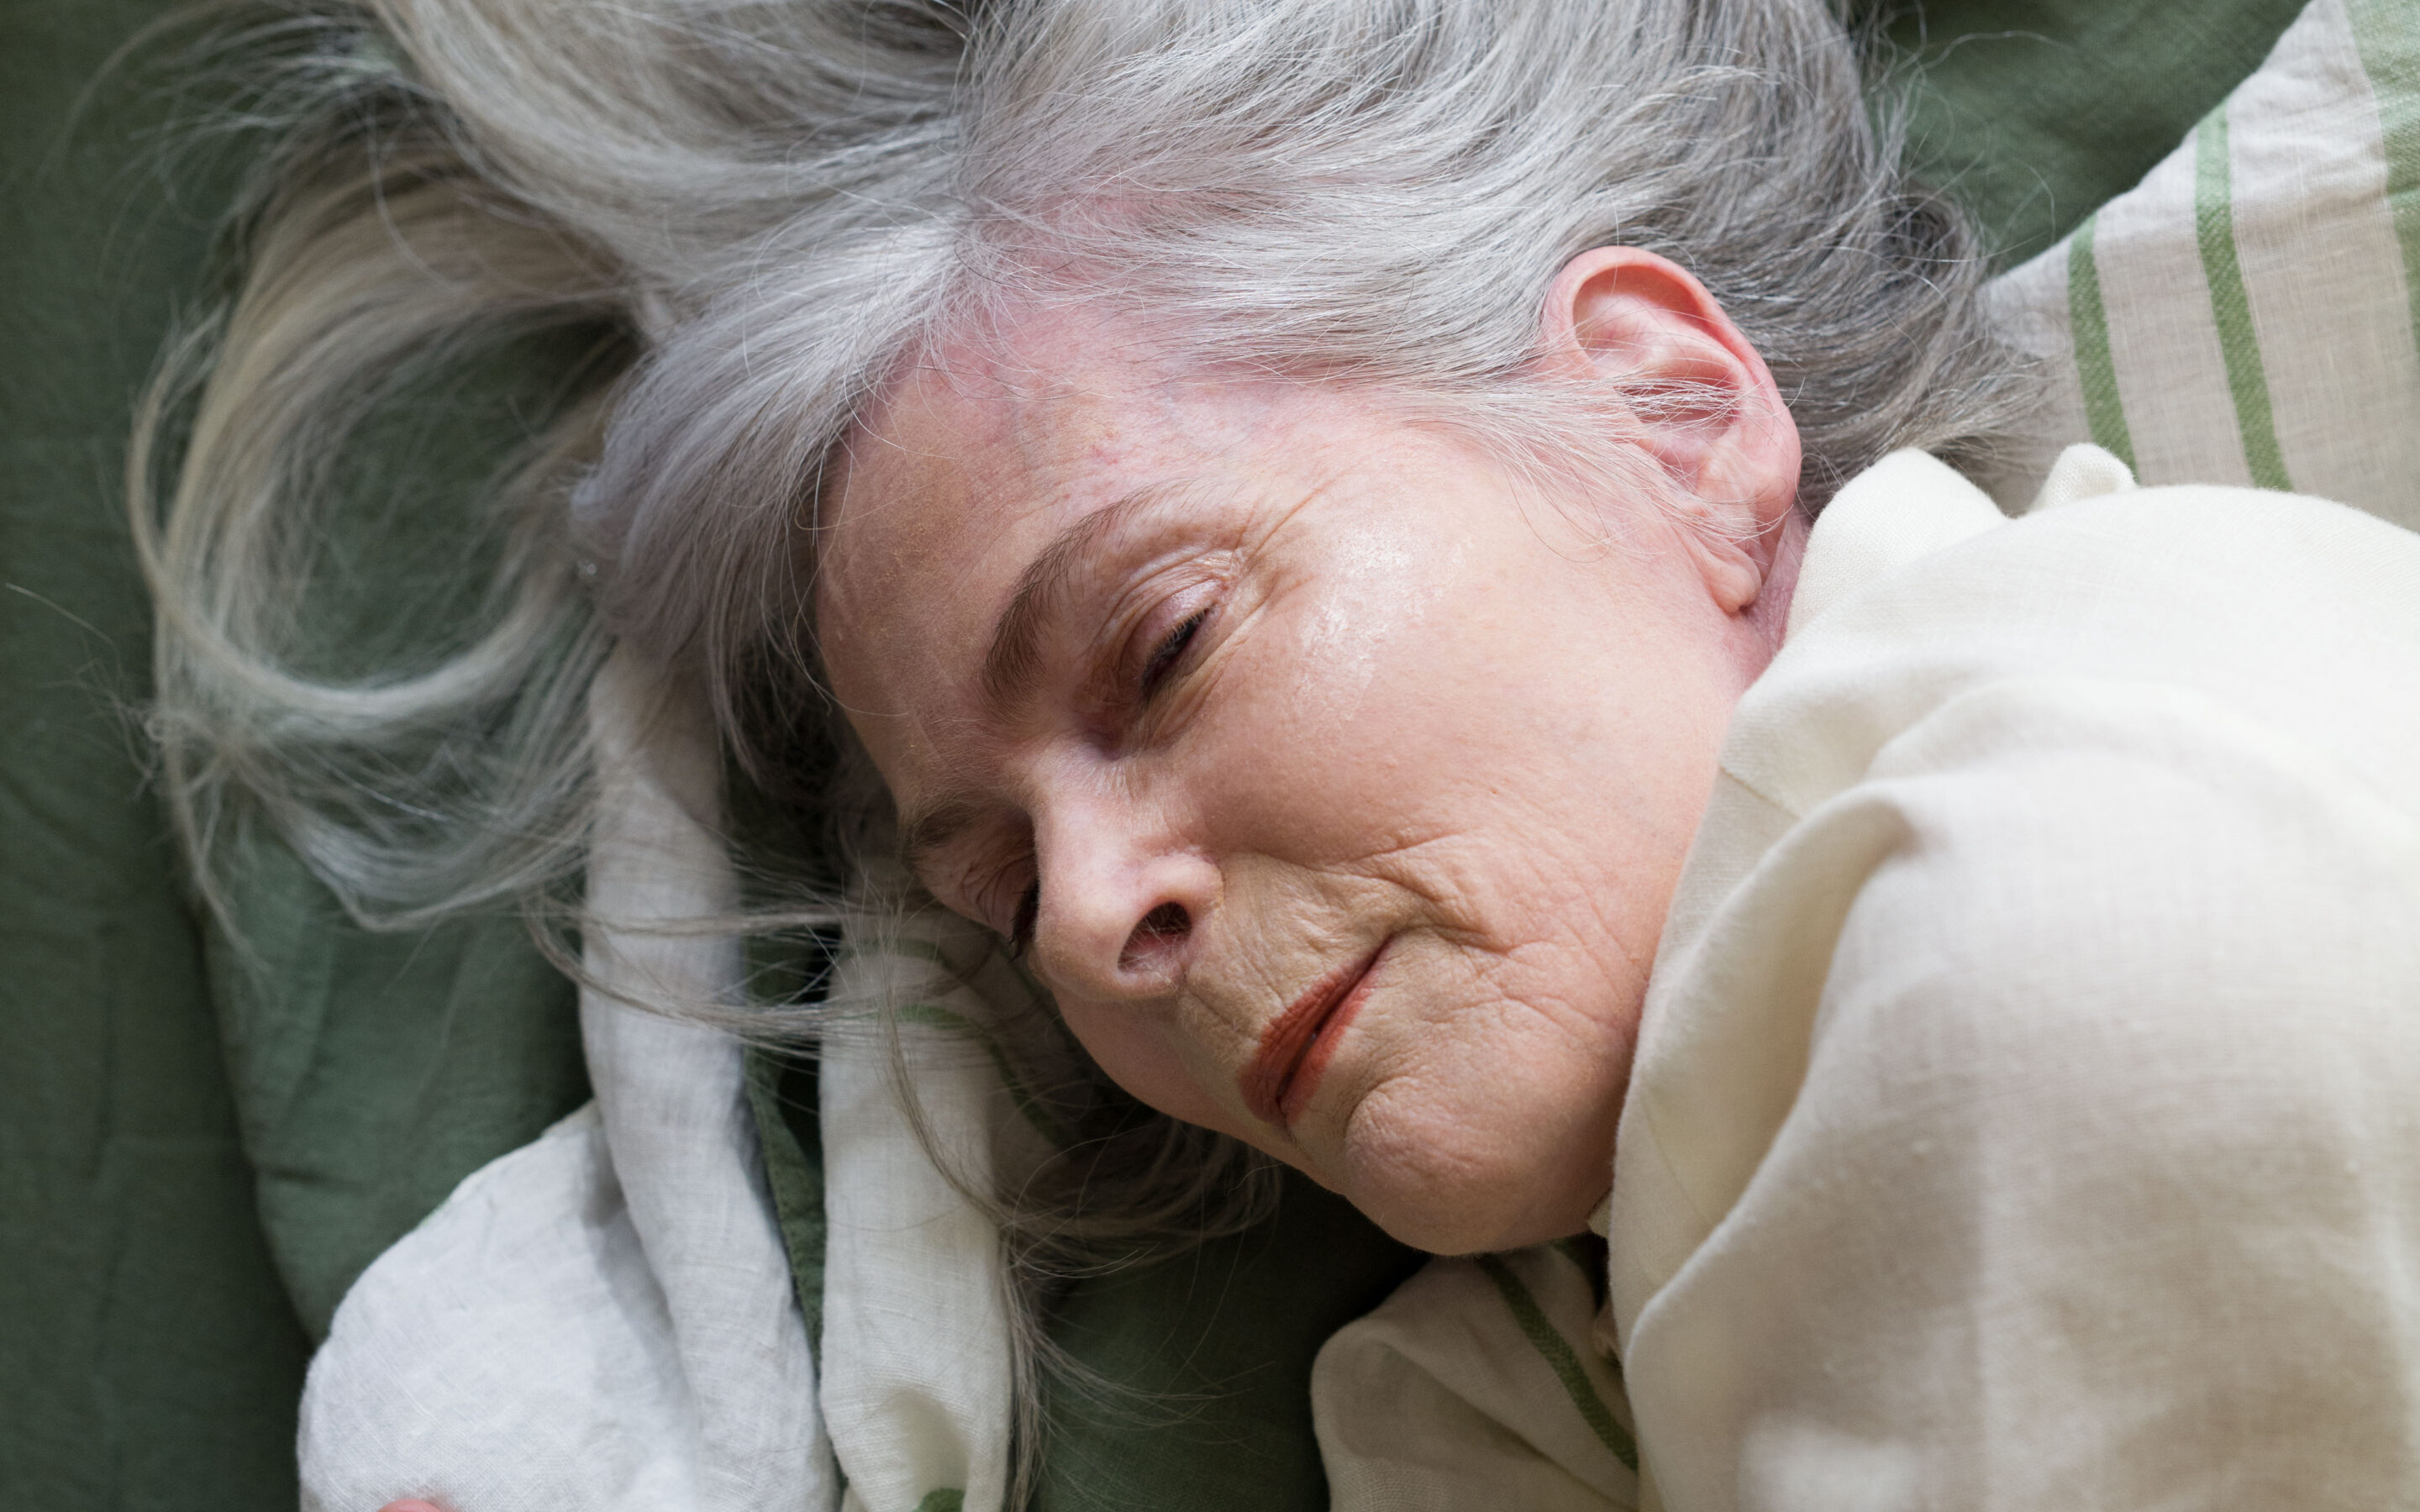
[1978,0,2420,528]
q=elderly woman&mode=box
[143,0,2420,1504]
[813,240,2420,1510]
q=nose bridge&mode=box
[1028,755,1212,995]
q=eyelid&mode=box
[1007,878,1040,957]
[1139,609,1208,702]
[1114,574,1226,708]
[944,853,1033,948]
[916,821,1034,945]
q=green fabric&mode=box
[2,0,2308,1506]
[2348,0,2420,367]
[210,839,589,1339]
[0,1,311,1503]
[746,1044,829,1355]
[1882,0,2310,267]
[203,322,608,1340]
[1474,1253,1639,1475]
[2065,212,2139,470]
[1030,1174,1427,1512]
[2193,108,2295,491]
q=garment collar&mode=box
[1784,449,2011,641]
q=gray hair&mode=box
[571,0,2020,769]
[134,0,2020,1488]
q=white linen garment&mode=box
[1320,444,2420,1509]
[299,650,1038,1512]
[297,651,834,1512]
[1618,444,2420,1508]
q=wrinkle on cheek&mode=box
[1330,982,1629,1252]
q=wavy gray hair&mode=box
[134,0,2021,1489]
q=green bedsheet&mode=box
[0,1,2304,1505]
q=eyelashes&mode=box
[1138,608,1211,703]
[1007,878,1040,958]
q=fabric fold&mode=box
[297,648,835,1512]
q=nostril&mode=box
[1139,902,1189,937]
[1120,902,1191,969]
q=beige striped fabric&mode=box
[1979,0,2420,527]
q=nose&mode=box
[1027,793,1218,1000]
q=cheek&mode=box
[1056,999,1239,1134]
[1199,597,1613,878]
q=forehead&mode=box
[815,312,1259,752]
[828,318,1189,581]
[820,310,1301,632]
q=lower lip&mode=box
[1241,943,1386,1130]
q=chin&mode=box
[1335,1097,1608,1256]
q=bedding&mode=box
[1977,0,2420,520]
[299,651,827,1512]
[0,1,2317,1505]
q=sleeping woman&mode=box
[143,0,2420,1504]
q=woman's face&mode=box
[818,276,1797,1253]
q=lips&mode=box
[1239,942,1385,1130]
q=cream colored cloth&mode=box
[1319,444,2420,1509]
[297,649,1038,1512]
[819,916,1056,1512]
[1616,445,2420,1509]
[1314,1243,1641,1512]
[297,649,834,1512]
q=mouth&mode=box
[1239,940,1387,1131]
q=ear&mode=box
[1537,246,1803,614]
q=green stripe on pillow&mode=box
[2065,213,2139,470]
[2195,108,2295,491]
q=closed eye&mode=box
[1139,609,1211,702]
[1008,878,1040,957]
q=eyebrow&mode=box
[979,486,1168,711]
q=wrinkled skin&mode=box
[815,249,1806,1255]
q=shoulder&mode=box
[1619,680,2420,1509]
[1728,670,2420,1271]
[1625,673,2420,1300]
[1722,467,2420,850]
[1699,665,2420,1001]
[1819,673,2420,1090]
